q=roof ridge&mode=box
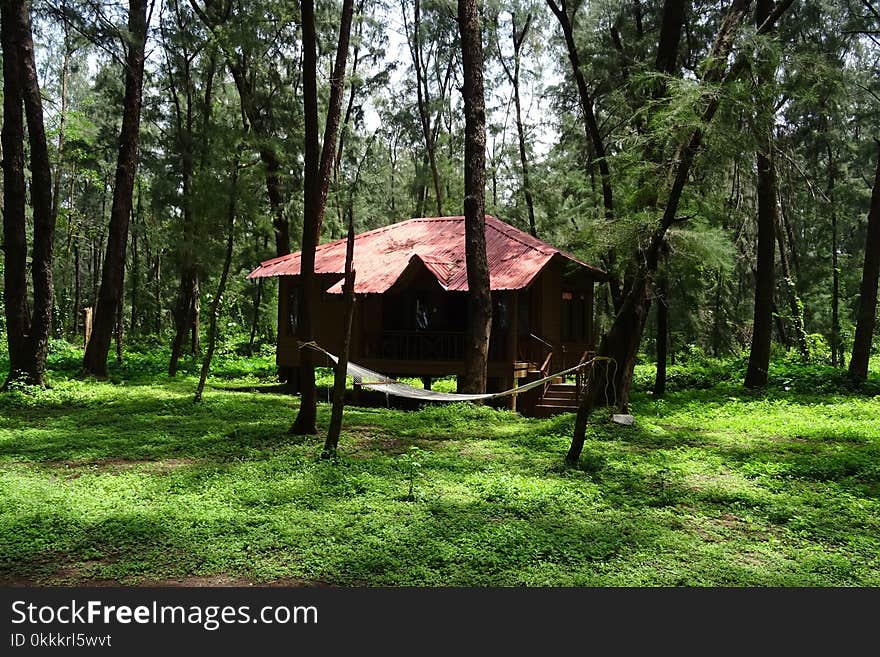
[484,215,557,256]
[315,216,427,252]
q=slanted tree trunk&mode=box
[567,0,778,465]
[653,258,669,397]
[196,161,239,403]
[323,136,371,453]
[291,0,356,435]
[404,0,444,216]
[546,0,613,223]
[2,0,55,388]
[457,0,492,394]
[849,143,880,381]
[189,2,291,257]
[323,220,357,457]
[547,0,623,308]
[229,66,289,258]
[83,0,149,377]
[499,12,537,238]
[744,0,777,389]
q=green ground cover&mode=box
[1,343,878,586]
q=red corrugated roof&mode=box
[247,215,605,293]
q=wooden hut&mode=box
[247,216,606,416]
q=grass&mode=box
[0,342,879,586]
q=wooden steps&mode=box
[514,361,538,379]
[534,383,580,418]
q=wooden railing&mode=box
[365,331,465,361]
[574,350,595,401]
[365,331,508,362]
[524,333,556,400]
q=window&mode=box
[561,290,588,341]
[518,290,531,335]
[287,286,298,336]
[493,295,509,332]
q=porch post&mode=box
[508,290,519,410]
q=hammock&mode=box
[300,341,603,402]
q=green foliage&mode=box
[399,446,425,502]
[635,351,880,396]
[635,354,745,391]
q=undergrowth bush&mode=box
[633,356,747,391]
[634,352,880,395]
[3,334,880,397]
[1,335,278,384]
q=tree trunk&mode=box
[828,145,841,367]
[196,162,239,402]
[248,279,263,356]
[116,263,125,365]
[849,143,880,381]
[408,0,444,216]
[165,29,202,375]
[711,272,724,356]
[190,4,290,260]
[130,179,142,336]
[546,0,613,223]
[323,219,357,457]
[744,0,776,389]
[73,236,81,338]
[83,0,149,377]
[190,274,200,354]
[568,273,652,463]
[291,0,356,435]
[547,0,620,307]
[2,0,55,388]
[84,307,93,347]
[744,151,776,388]
[653,263,669,397]
[779,194,801,280]
[51,30,72,224]
[774,194,809,360]
[260,148,290,257]
[2,0,30,384]
[224,63,289,258]
[503,13,538,238]
[169,269,198,376]
[566,0,765,465]
[458,0,492,394]
[154,253,162,336]
[654,0,685,78]
[19,0,54,387]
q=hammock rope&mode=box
[298,341,610,402]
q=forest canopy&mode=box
[1,0,878,400]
